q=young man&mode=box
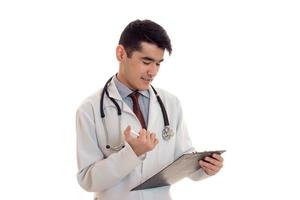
[76,19,224,200]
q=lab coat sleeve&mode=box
[76,103,142,192]
[174,97,210,181]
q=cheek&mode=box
[124,65,141,84]
[130,63,143,76]
[156,66,160,73]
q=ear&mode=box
[116,45,127,62]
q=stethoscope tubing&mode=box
[100,76,169,127]
[99,75,172,151]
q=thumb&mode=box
[124,125,132,141]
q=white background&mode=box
[0,0,299,199]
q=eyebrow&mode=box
[141,56,164,63]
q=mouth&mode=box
[141,77,153,83]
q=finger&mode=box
[138,129,147,140]
[140,129,147,134]
[212,153,224,162]
[202,166,216,176]
[146,131,151,140]
[150,133,156,142]
[124,125,132,141]
[199,160,206,168]
[199,160,219,172]
[153,138,159,145]
[204,156,223,167]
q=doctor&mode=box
[76,19,224,200]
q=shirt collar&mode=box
[113,75,150,99]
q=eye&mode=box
[143,61,151,65]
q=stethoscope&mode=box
[100,75,175,151]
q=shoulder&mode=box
[76,89,102,115]
[153,87,181,107]
[153,87,185,123]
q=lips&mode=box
[141,77,153,82]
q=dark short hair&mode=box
[118,19,172,57]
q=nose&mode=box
[147,63,159,76]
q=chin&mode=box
[135,80,151,91]
[139,85,150,91]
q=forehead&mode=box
[132,42,165,61]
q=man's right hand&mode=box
[124,125,159,156]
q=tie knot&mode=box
[129,91,140,100]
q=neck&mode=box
[116,73,136,91]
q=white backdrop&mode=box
[0,0,299,199]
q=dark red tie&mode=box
[129,91,147,129]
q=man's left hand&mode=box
[199,153,224,176]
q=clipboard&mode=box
[131,150,226,191]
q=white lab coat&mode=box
[76,79,208,200]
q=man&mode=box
[76,19,224,200]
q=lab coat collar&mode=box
[106,77,123,101]
[105,78,134,115]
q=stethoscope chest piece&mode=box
[162,126,174,141]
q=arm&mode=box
[76,104,141,192]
